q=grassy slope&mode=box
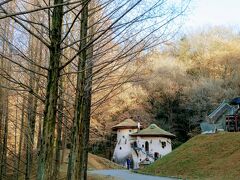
[60,152,121,173]
[141,132,240,180]
[88,153,122,170]
[87,154,119,180]
[7,153,120,180]
[64,153,121,180]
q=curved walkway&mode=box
[89,169,179,180]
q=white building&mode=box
[112,119,139,166]
[112,119,175,169]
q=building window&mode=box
[145,141,149,152]
[154,152,160,161]
[162,142,166,148]
[120,147,122,150]
[133,141,137,148]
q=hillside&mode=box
[7,152,120,180]
[60,151,121,173]
[61,153,121,180]
[88,153,122,170]
[141,132,240,180]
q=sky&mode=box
[184,0,240,29]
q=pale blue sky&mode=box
[185,0,240,28]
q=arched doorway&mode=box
[154,152,159,161]
[145,141,149,152]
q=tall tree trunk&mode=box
[53,75,64,179]
[37,113,43,150]
[0,92,8,179]
[16,98,26,180]
[0,15,11,180]
[67,0,89,179]
[37,0,64,179]
[36,26,44,151]
[25,37,39,180]
[82,44,93,180]
[0,72,3,179]
[82,10,95,178]
[0,89,3,179]
[14,98,19,176]
[0,56,10,179]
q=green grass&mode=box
[140,132,240,180]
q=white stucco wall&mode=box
[132,136,172,169]
[112,128,138,166]
[112,128,173,169]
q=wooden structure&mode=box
[201,98,240,133]
[226,115,240,132]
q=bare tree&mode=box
[0,0,190,179]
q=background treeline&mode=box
[143,27,240,146]
[93,27,240,152]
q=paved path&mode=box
[89,169,179,180]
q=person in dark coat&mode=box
[126,157,131,170]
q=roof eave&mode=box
[130,134,175,138]
[111,126,139,130]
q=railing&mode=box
[132,146,154,159]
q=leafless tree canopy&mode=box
[0,0,189,179]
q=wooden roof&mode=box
[112,119,139,130]
[130,124,175,138]
[208,101,237,123]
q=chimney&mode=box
[137,122,140,132]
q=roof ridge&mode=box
[130,123,175,138]
[111,118,138,129]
